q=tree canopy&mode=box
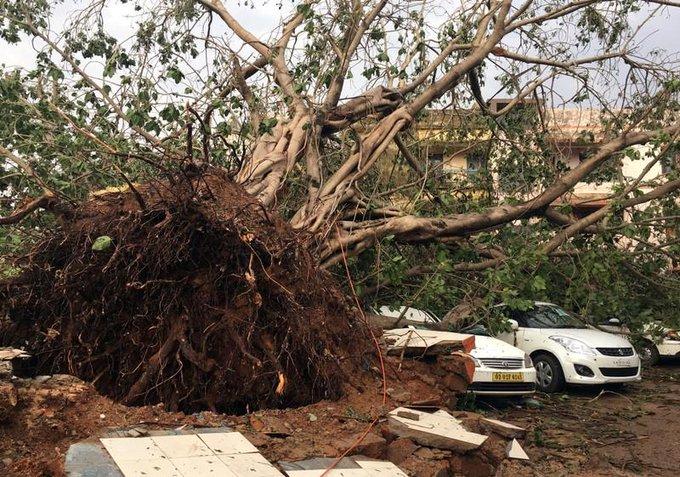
[1,0,679,332]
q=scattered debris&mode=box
[521,397,543,409]
[479,417,526,439]
[506,438,529,460]
[395,409,420,420]
[335,432,386,460]
[249,415,291,438]
[0,348,30,377]
[383,329,476,357]
[280,456,407,476]
[387,407,487,451]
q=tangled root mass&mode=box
[1,169,365,413]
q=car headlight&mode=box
[524,353,533,367]
[549,336,596,356]
[470,356,481,368]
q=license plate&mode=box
[612,359,632,366]
[492,372,524,382]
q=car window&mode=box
[493,306,528,327]
[522,305,587,329]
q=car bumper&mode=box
[657,340,680,357]
[469,368,537,396]
[563,353,642,384]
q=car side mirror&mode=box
[508,319,519,331]
[607,318,621,325]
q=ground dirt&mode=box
[486,358,680,476]
[0,352,474,476]
[2,356,678,477]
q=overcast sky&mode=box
[1,1,679,103]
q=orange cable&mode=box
[319,227,388,477]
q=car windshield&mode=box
[524,305,587,329]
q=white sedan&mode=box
[467,335,537,396]
[383,325,536,396]
[494,302,641,393]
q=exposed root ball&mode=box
[1,169,366,413]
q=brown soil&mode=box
[1,169,368,414]
[0,354,475,477]
[488,359,680,476]
[6,357,677,476]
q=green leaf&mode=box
[166,66,184,84]
[531,275,547,291]
[92,236,113,251]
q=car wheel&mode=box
[637,340,660,366]
[533,353,565,393]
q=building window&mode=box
[661,154,678,174]
[428,153,443,166]
[466,151,487,175]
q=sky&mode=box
[1,1,679,104]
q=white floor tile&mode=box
[171,455,238,476]
[114,458,182,477]
[100,437,167,462]
[151,434,213,458]
[198,432,259,455]
[218,453,284,476]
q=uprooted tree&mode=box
[1,0,679,410]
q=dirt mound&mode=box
[1,168,367,413]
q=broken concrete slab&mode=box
[0,347,31,377]
[387,407,487,452]
[506,439,529,460]
[396,409,421,420]
[383,329,475,356]
[480,417,526,439]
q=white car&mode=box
[373,305,440,324]
[600,319,680,365]
[468,335,537,396]
[494,302,641,393]
[383,325,536,397]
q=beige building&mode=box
[411,102,675,216]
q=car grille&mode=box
[468,382,535,392]
[599,366,639,377]
[597,347,634,357]
[479,358,523,369]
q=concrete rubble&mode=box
[382,329,476,357]
[506,438,530,460]
[479,417,526,439]
[387,407,488,452]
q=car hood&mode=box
[470,335,525,359]
[534,327,633,348]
